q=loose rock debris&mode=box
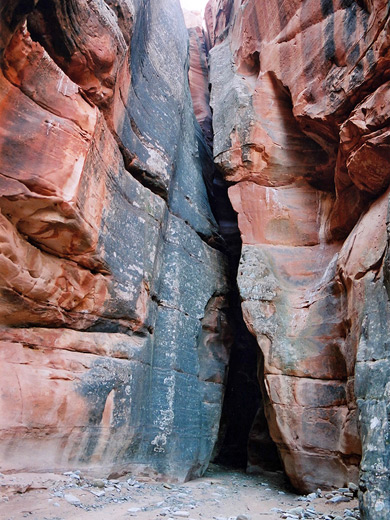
[0,464,360,520]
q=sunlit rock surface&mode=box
[183,8,213,148]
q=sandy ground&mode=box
[0,464,360,520]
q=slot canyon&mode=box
[0,1,390,519]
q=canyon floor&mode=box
[0,464,360,520]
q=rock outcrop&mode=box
[0,0,231,481]
[206,0,390,515]
[2,0,390,518]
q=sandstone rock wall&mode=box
[183,8,279,473]
[0,0,231,481]
[206,0,390,515]
[2,0,390,516]
[183,9,213,149]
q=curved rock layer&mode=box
[0,0,232,481]
[206,0,390,515]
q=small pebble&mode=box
[327,495,351,504]
[89,489,105,497]
[64,493,81,506]
[92,479,105,488]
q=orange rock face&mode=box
[206,0,390,509]
[183,9,213,147]
[0,0,231,481]
[2,0,390,515]
[0,328,143,472]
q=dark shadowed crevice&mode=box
[208,167,281,472]
[236,50,260,77]
[213,296,262,469]
[185,14,281,471]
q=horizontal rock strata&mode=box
[206,0,390,516]
[0,0,231,481]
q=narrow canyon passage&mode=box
[214,304,281,473]
[208,186,280,472]
[1,1,390,519]
[184,8,282,475]
[215,310,264,470]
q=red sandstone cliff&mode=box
[206,0,390,516]
[1,1,390,518]
[0,0,231,481]
[183,9,213,147]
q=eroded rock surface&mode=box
[0,0,231,482]
[2,0,390,518]
[206,0,390,515]
[183,9,213,148]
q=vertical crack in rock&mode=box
[184,7,280,474]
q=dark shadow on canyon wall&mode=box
[209,168,281,472]
[184,14,281,474]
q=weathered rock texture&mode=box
[183,9,277,474]
[0,0,232,482]
[183,9,213,148]
[2,0,390,517]
[206,0,390,516]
